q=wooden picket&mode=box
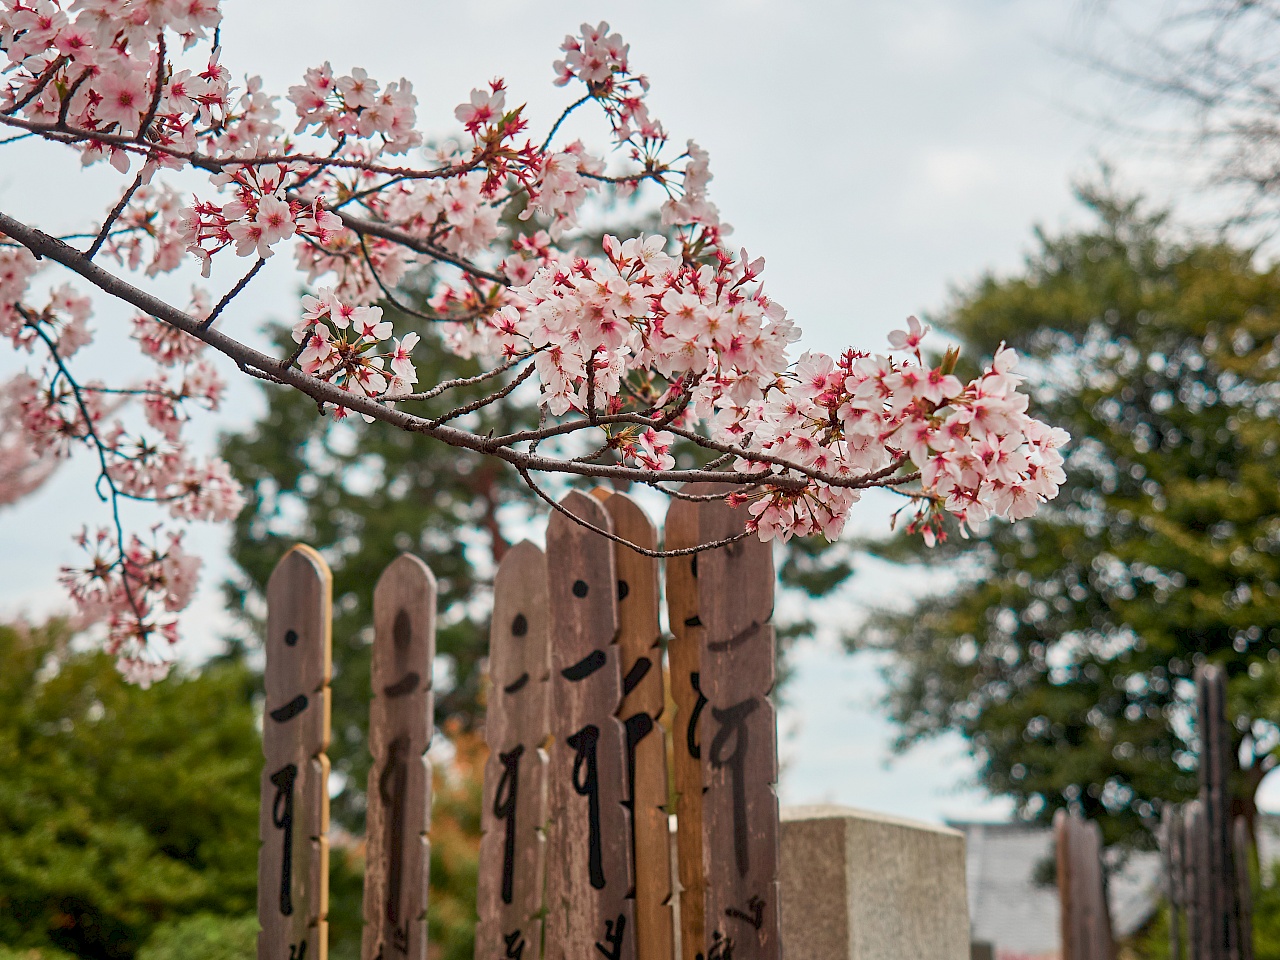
[258,489,786,960]
[594,489,675,960]
[361,555,436,960]
[476,541,552,960]
[663,494,708,960]
[1054,810,1115,960]
[260,545,333,960]
[696,498,781,960]
[542,491,636,960]
[1157,664,1255,960]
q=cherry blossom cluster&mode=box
[3,240,242,678]
[182,162,343,272]
[60,526,201,687]
[0,373,59,505]
[288,63,421,154]
[719,318,1068,543]
[554,21,663,144]
[291,287,419,416]
[0,2,1069,680]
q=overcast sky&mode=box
[3,0,1254,824]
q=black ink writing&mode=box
[695,931,733,960]
[726,896,764,931]
[383,671,420,698]
[624,712,654,812]
[709,697,761,878]
[494,744,524,905]
[380,734,410,942]
[269,694,309,723]
[503,930,526,959]
[595,913,627,960]
[561,649,606,682]
[567,724,605,889]
[288,942,307,960]
[393,608,411,648]
[503,672,529,695]
[622,656,651,696]
[270,763,298,916]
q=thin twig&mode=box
[201,257,265,330]
[540,94,592,152]
[137,34,166,141]
[86,173,144,259]
[517,465,752,557]
[392,351,534,402]
[427,363,536,428]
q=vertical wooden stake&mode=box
[1161,804,1184,960]
[543,491,635,960]
[595,489,675,960]
[697,498,781,960]
[476,541,552,960]
[1055,810,1115,960]
[1184,800,1203,955]
[1194,663,1250,960]
[663,493,707,960]
[260,545,333,960]
[362,554,436,960]
[1234,816,1255,960]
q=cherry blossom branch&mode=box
[0,210,805,491]
[21,312,147,625]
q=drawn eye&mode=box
[284,629,299,646]
[511,613,528,637]
[393,609,412,648]
[617,580,629,602]
[572,580,589,598]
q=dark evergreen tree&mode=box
[859,187,1280,848]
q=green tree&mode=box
[0,622,261,958]
[859,187,1280,848]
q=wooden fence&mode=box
[256,488,782,960]
[1057,663,1258,960]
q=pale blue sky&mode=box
[4,1,1260,823]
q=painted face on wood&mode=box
[477,539,552,960]
[259,545,333,960]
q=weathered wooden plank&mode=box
[1056,811,1116,960]
[1235,815,1255,960]
[595,489,675,960]
[663,494,706,960]
[362,554,436,960]
[696,498,780,960]
[1185,800,1204,956]
[260,545,333,960]
[476,540,552,960]
[543,491,635,960]
[1197,663,1242,960]
[1160,804,1184,960]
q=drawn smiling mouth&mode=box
[503,672,529,694]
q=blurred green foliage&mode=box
[134,915,256,960]
[0,622,259,959]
